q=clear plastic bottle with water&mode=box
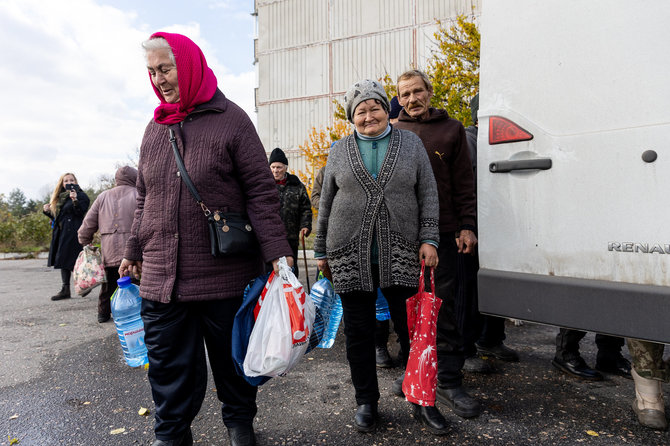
[310,278,343,349]
[111,276,148,367]
[376,290,391,321]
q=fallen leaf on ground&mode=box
[9,414,18,420]
[110,428,126,435]
[586,430,599,437]
[138,407,150,416]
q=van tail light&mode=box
[489,116,533,145]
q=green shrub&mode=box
[0,211,52,253]
[18,212,52,247]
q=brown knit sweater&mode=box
[395,108,476,233]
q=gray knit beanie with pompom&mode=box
[343,79,390,123]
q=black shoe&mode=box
[376,346,394,368]
[391,375,404,397]
[152,428,193,446]
[228,425,256,446]
[463,355,494,374]
[476,342,520,362]
[596,356,632,379]
[412,404,449,435]
[354,403,377,432]
[552,356,603,381]
[50,286,71,301]
[436,386,481,418]
[98,313,111,323]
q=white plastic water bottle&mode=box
[111,276,148,367]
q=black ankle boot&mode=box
[354,403,377,432]
[151,428,193,446]
[375,345,394,368]
[227,425,256,446]
[412,404,449,435]
[51,285,71,301]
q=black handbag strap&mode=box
[169,127,211,217]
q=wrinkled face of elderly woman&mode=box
[353,99,388,137]
[147,49,180,103]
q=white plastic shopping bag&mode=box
[243,257,315,377]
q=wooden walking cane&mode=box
[301,232,311,293]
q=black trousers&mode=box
[141,298,257,440]
[435,237,466,388]
[339,267,413,406]
[98,266,119,317]
[455,249,506,357]
[479,316,506,348]
[555,328,624,363]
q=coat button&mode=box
[177,171,181,177]
[174,233,179,239]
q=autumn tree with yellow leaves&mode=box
[297,118,351,203]
[427,15,480,126]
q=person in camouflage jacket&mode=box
[269,148,312,276]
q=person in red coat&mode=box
[119,32,293,446]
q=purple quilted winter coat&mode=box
[124,89,292,302]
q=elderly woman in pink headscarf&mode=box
[119,32,292,446]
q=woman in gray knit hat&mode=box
[314,79,448,435]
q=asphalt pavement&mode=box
[0,258,668,445]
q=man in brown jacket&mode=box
[394,69,481,418]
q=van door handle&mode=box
[489,158,552,173]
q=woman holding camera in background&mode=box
[43,172,90,301]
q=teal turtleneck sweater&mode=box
[356,125,392,263]
[356,124,392,180]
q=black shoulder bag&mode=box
[169,127,259,257]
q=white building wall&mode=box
[257,45,330,102]
[330,0,411,36]
[255,0,480,176]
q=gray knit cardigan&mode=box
[314,128,440,293]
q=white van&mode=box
[477,0,670,343]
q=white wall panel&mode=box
[257,45,329,102]
[258,97,335,157]
[258,0,328,51]
[331,0,412,38]
[416,23,440,69]
[416,0,480,23]
[332,29,414,93]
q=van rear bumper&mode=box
[478,268,670,344]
